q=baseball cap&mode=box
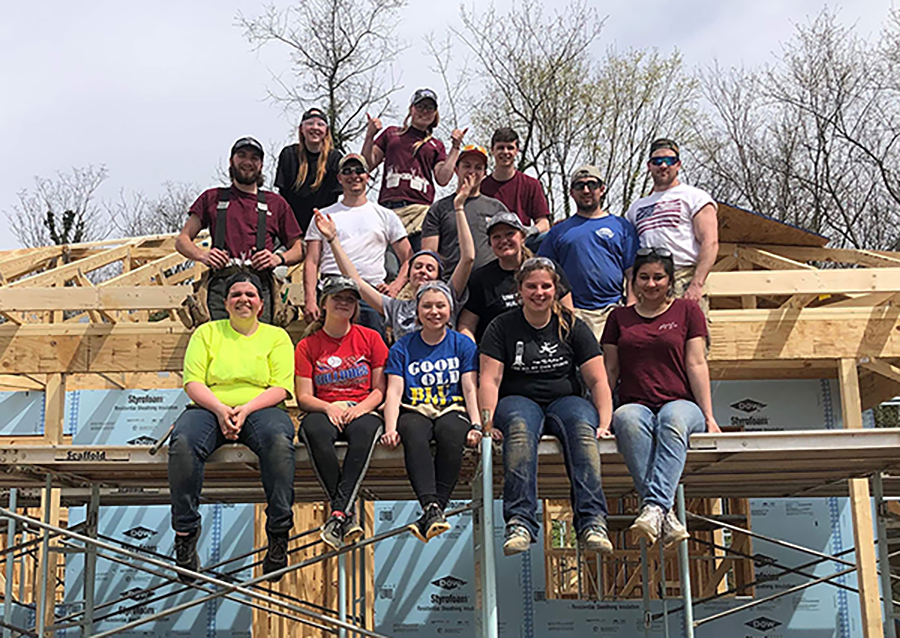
[457,144,489,165]
[320,276,361,298]
[231,136,265,159]
[649,138,680,157]
[338,153,369,172]
[410,88,439,107]
[569,165,604,187]
[301,107,328,125]
[486,211,527,234]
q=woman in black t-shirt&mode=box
[274,108,342,233]
[479,257,613,557]
[458,212,572,343]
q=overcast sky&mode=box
[0,0,893,250]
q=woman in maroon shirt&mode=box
[601,247,720,549]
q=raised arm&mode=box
[434,128,466,186]
[362,113,385,171]
[685,336,720,433]
[449,174,477,298]
[313,210,384,314]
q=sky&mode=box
[0,0,894,250]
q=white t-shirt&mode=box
[306,199,408,285]
[624,184,716,268]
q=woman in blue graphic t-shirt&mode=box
[381,281,482,542]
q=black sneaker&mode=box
[423,504,450,540]
[321,512,346,550]
[174,528,200,584]
[342,514,364,545]
[262,530,289,582]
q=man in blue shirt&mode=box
[538,165,638,341]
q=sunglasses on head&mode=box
[340,165,368,175]
[521,256,555,270]
[636,247,673,258]
[649,156,679,167]
[571,180,602,191]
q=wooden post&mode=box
[36,373,64,635]
[838,358,885,638]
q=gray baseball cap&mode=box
[486,211,527,234]
[320,275,361,298]
[569,165,604,186]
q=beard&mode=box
[230,163,263,187]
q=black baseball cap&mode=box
[410,88,438,107]
[301,108,328,125]
[231,136,264,159]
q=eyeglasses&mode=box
[521,256,556,270]
[571,180,602,191]
[340,166,368,175]
[649,156,679,167]
[413,102,437,113]
[636,247,673,258]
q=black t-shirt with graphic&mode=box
[465,259,572,343]
[479,309,601,406]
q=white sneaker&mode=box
[661,509,690,548]
[630,504,664,546]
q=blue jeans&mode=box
[357,298,387,342]
[495,395,609,540]
[168,406,296,534]
[613,400,705,510]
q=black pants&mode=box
[299,412,382,513]
[207,267,274,324]
[397,410,471,509]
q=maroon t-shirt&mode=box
[374,126,448,206]
[480,171,550,225]
[189,187,303,260]
[601,298,708,410]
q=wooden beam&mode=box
[43,373,65,444]
[706,267,900,297]
[780,293,819,309]
[100,252,189,287]
[737,246,817,271]
[711,254,739,272]
[825,291,900,309]
[838,358,884,638]
[0,286,190,312]
[7,242,139,288]
[737,257,757,309]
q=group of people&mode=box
[168,88,721,583]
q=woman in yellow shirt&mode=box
[168,272,296,584]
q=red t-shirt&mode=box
[374,126,448,206]
[480,171,550,226]
[189,187,303,261]
[294,325,389,404]
[600,299,708,410]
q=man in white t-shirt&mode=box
[304,153,412,338]
[624,138,718,312]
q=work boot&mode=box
[174,528,200,584]
[262,530,289,582]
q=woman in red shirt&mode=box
[295,276,388,549]
[601,248,720,549]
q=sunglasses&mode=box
[413,102,437,113]
[340,165,368,175]
[649,156,679,167]
[521,256,556,269]
[636,247,673,258]
[571,180,602,191]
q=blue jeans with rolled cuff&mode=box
[168,405,296,534]
[613,400,706,511]
[495,395,609,541]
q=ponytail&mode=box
[400,110,440,155]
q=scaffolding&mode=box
[3,205,900,637]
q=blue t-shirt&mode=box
[538,213,639,310]
[385,330,478,413]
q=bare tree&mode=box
[108,181,197,237]
[238,0,407,152]
[5,165,108,247]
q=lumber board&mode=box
[0,286,190,311]
[706,267,900,297]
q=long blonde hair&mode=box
[515,258,574,342]
[294,127,334,191]
[400,107,439,155]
